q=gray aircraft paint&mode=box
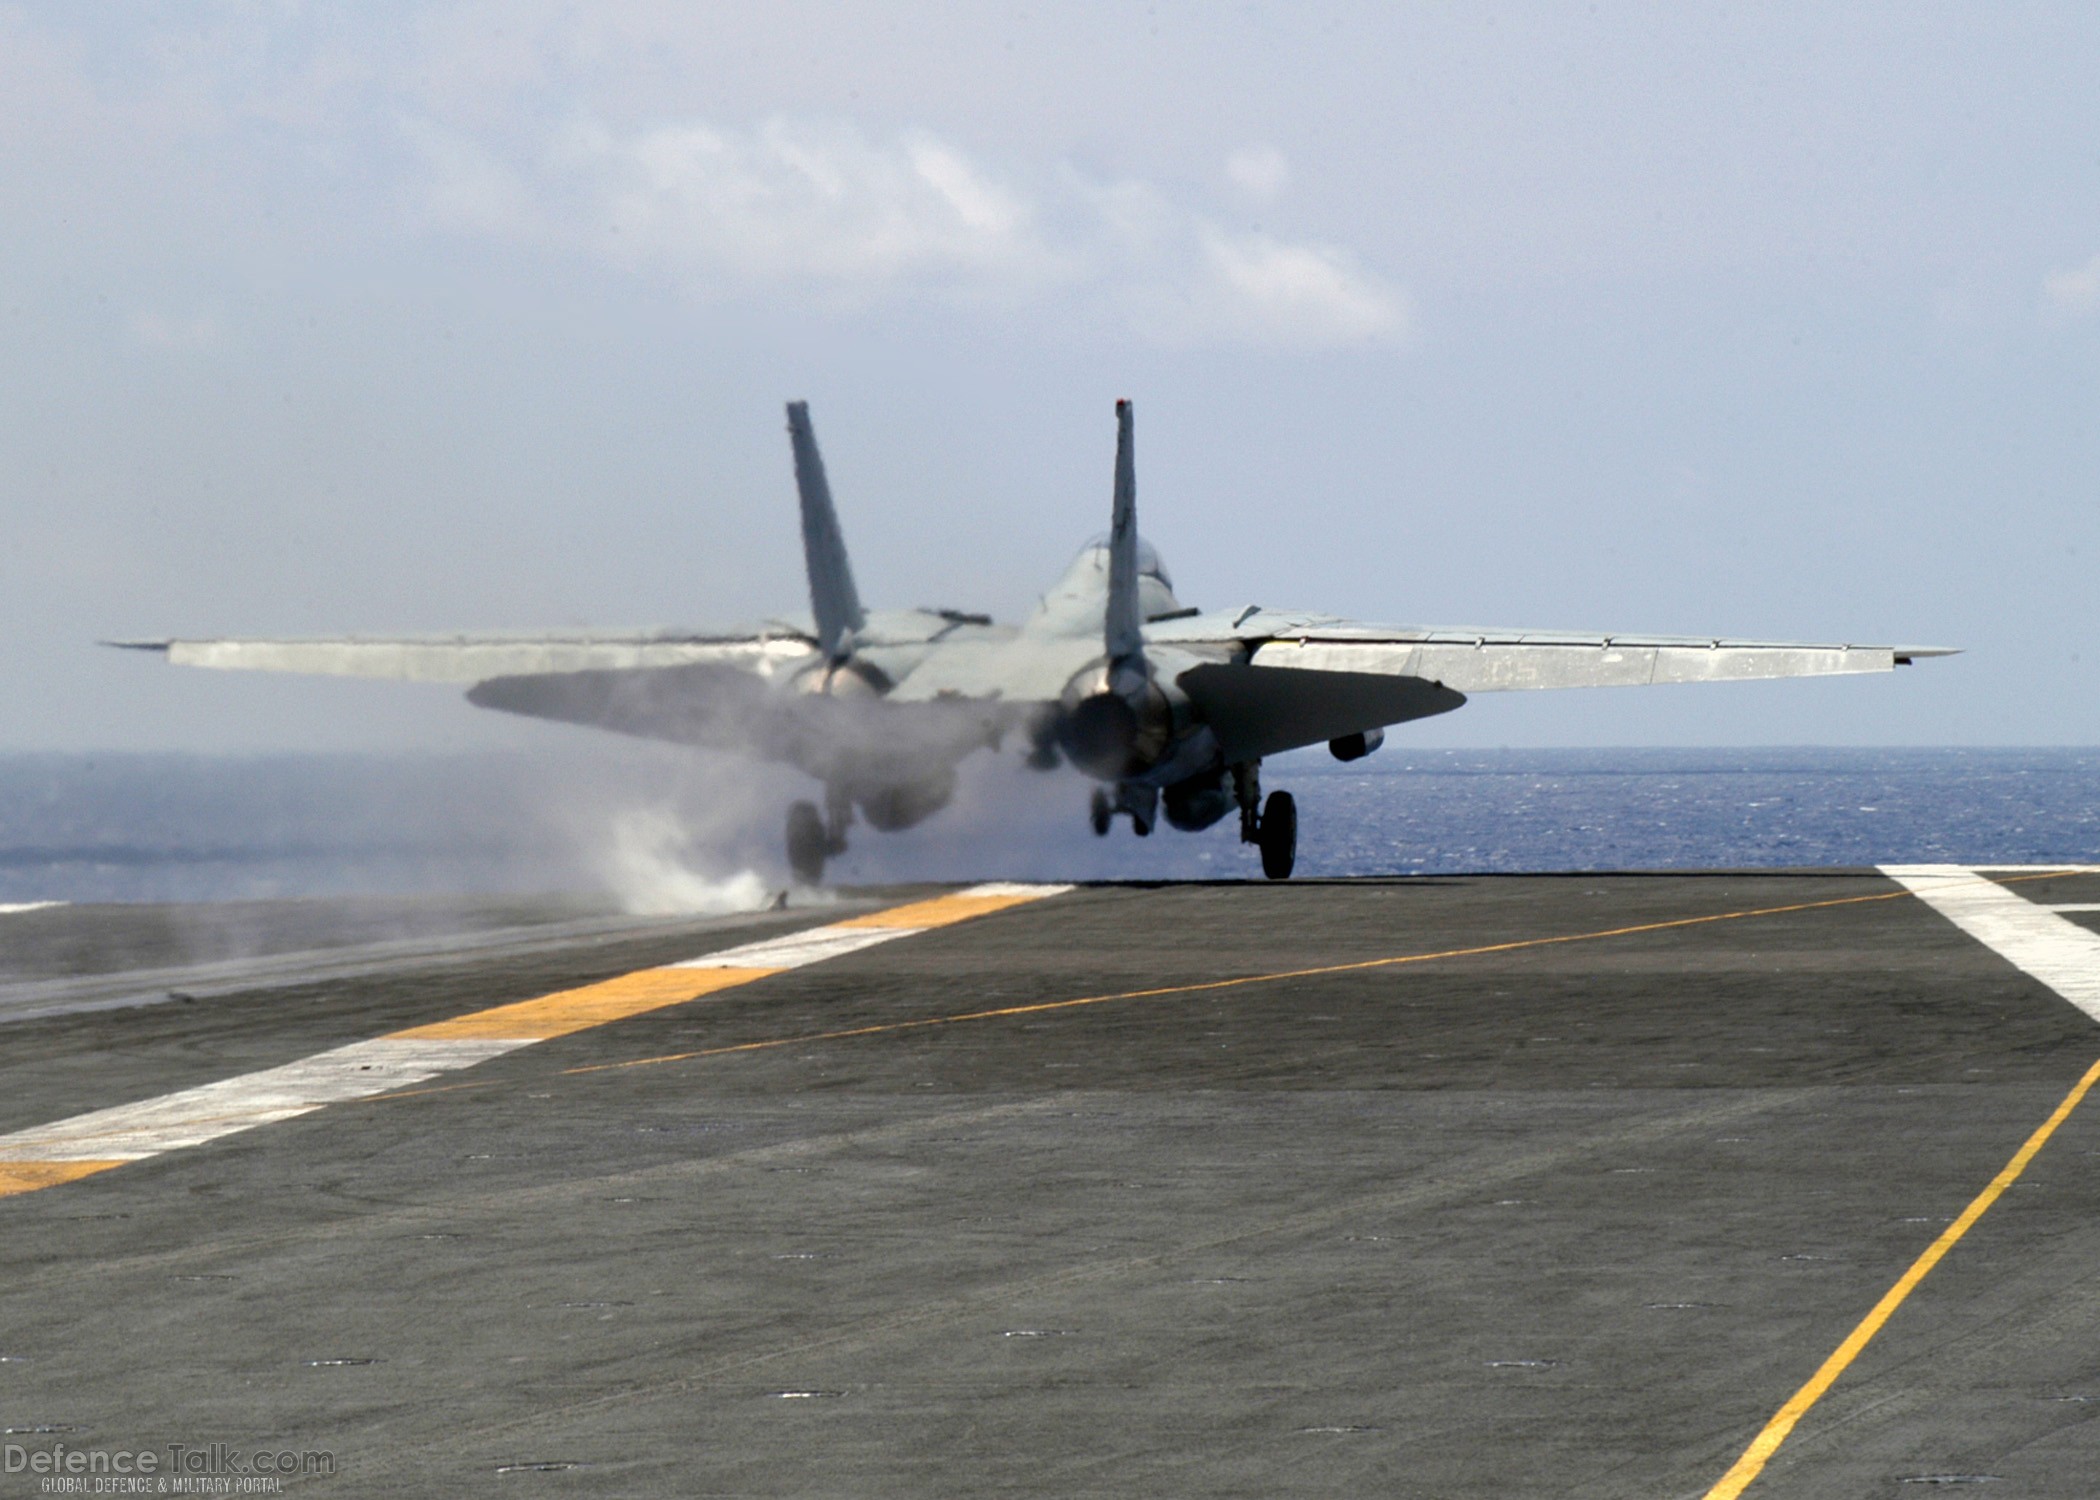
[1104,399,1146,670]
[786,400,867,662]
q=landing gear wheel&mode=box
[1090,787,1113,836]
[1257,791,1297,880]
[786,800,828,884]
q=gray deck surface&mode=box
[3,873,2099,1497]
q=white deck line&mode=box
[672,925,913,969]
[0,883,1070,1174]
[0,1037,531,1160]
[0,902,66,916]
[1881,865,2100,1026]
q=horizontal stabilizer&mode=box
[466,665,1017,785]
[1178,662,1464,762]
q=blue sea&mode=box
[2,747,2095,906]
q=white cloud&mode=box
[1155,228,1409,349]
[1225,145,1291,203]
[569,116,1062,295]
[405,114,1407,350]
[2043,254,2100,319]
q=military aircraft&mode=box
[115,401,1951,881]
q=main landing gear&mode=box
[1233,762,1296,880]
[1089,764,1297,879]
[1256,792,1297,880]
[786,788,853,885]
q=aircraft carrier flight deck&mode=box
[3,872,2099,1497]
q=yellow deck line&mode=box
[2,871,2066,1205]
[1702,1054,2100,1498]
[390,966,781,1041]
[1696,867,2100,1495]
[564,883,1938,1077]
[833,887,1059,930]
[0,1161,127,1197]
[0,884,1069,1199]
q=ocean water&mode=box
[0,747,2095,905]
[1302,747,2100,873]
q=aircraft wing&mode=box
[109,627,1015,783]
[1149,610,1956,762]
[105,628,819,683]
[1181,614,1953,689]
[1150,610,1953,689]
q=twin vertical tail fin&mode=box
[786,396,1144,682]
[1104,399,1145,670]
[785,401,866,661]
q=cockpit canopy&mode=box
[1077,533,1175,592]
[1025,534,1186,636]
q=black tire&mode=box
[1257,790,1297,880]
[786,801,828,884]
[1089,787,1113,836]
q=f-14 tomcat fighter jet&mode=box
[119,402,1950,882]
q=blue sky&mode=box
[4,2,2097,750]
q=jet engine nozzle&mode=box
[1058,667,1174,780]
[794,658,890,699]
[1061,691,1138,778]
